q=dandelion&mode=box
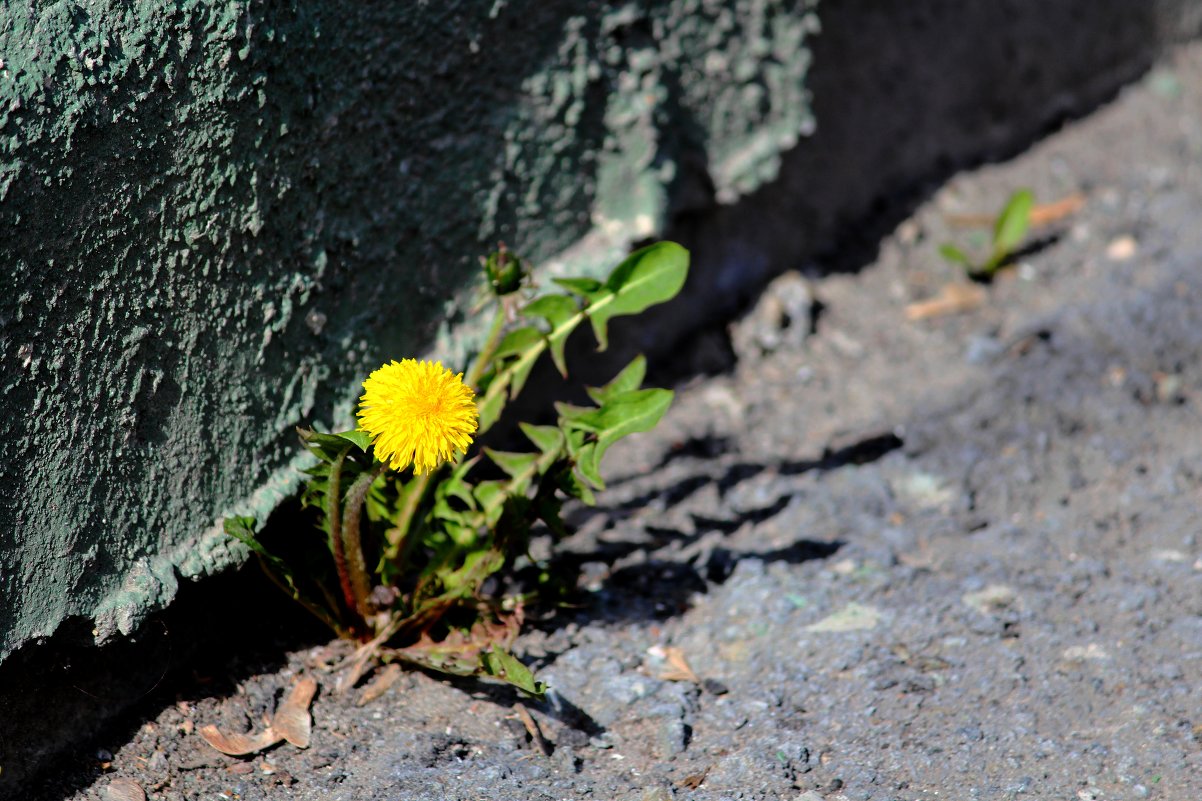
[358,359,478,475]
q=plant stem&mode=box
[341,462,388,623]
[327,448,366,634]
[465,303,508,391]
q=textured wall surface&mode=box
[0,0,820,661]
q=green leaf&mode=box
[523,295,581,376]
[552,276,605,299]
[938,243,971,267]
[520,423,563,456]
[992,189,1034,256]
[555,401,601,429]
[494,325,544,358]
[586,355,647,406]
[484,448,538,484]
[480,647,547,698]
[572,388,674,479]
[298,427,358,464]
[476,386,506,434]
[575,441,604,489]
[556,465,597,505]
[333,429,373,451]
[587,242,689,350]
[493,326,544,399]
[439,547,505,594]
[477,326,546,432]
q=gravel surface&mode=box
[23,42,1202,801]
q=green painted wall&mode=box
[0,0,819,661]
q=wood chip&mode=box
[945,192,1085,228]
[904,283,985,321]
[356,663,402,707]
[272,676,318,749]
[657,646,701,684]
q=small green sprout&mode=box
[939,189,1034,279]
[226,242,690,696]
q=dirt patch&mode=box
[20,42,1202,801]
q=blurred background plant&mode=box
[938,188,1034,279]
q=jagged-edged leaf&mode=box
[573,389,674,481]
[587,242,689,350]
[523,295,581,376]
[480,647,547,698]
[484,449,538,480]
[993,189,1034,256]
[586,355,647,406]
[570,388,673,440]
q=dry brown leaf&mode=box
[272,676,318,749]
[904,283,986,321]
[356,663,402,707]
[677,768,710,789]
[100,778,146,801]
[657,646,701,684]
[514,704,551,756]
[199,724,282,757]
[945,192,1086,228]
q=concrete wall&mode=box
[0,0,820,661]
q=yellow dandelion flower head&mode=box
[357,359,478,475]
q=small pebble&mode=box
[1106,235,1137,260]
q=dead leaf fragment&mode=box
[273,676,318,748]
[200,676,319,756]
[356,663,402,707]
[101,778,146,801]
[513,704,551,756]
[199,724,281,757]
[905,283,986,321]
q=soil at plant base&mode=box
[22,42,1202,801]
